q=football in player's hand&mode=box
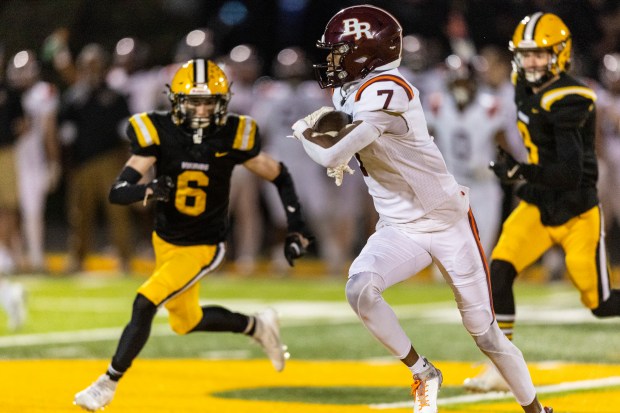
[314,110,352,134]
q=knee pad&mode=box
[461,306,495,336]
[345,272,384,317]
[471,322,522,359]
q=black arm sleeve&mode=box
[519,127,583,189]
[109,166,149,205]
[271,162,306,233]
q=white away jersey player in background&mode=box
[291,4,551,413]
[426,56,505,256]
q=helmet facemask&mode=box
[512,45,565,87]
[172,93,229,130]
[314,42,354,88]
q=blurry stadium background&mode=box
[1,1,620,412]
[0,0,618,265]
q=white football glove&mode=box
[327,164,355,186]
[290,106,335,140]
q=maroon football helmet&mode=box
[314,5,402,88]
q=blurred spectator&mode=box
[41,28,76,88]
[597,53,620,235]
[426,55,505,257]
[0,45,27,273]
[0,44,27,331]
[107,37,163,114]
[57,44,133,273]
[107,37,166,257]
[444,8,476,63]
[218,44,264,274]
[7,49,61,272]
[399,34,445,101]
[254,47,365,275]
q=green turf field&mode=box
[1,267,619,412]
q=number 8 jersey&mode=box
[126,111,260,245]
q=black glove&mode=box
[147,176,174,202]
[489,147,522,183]
[284,232,311,267]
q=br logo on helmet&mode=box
[342,18,373,40]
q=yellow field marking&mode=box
[1,359,620,413]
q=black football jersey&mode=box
[126,111,260,245]
[513,73,599,226]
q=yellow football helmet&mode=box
[509,12,571,86]
[168,59,230,129]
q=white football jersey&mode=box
[425,89,505,186]
[17,81,59,185]
[332,68,466,232]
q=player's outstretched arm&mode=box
[244,153,312,266]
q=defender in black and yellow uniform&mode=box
[464,12,620,395]
[74,59,312,411]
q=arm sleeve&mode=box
[300,118,381,168]
[108,166,149,205]
[271,162,306,233]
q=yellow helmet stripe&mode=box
[232,116,256,150]
[129,113,160,147]
[541,86,597,111]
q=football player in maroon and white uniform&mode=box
[291,5,551,413]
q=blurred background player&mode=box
[74,58,311,411]
[57,44,134,272]
[426,55,506,257]
[466,12,620,393]
[0,44,27,330]
[7,49,60,273]
[399,34,444,102]
[218,44,265,274]
[597,53,620,238]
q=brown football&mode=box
[314,110,352,133]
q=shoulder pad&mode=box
[128,112,160,147]
[231,115,258,151]
[540,86,597,112]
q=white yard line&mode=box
[369,376,620,409]
[0,296,614,348]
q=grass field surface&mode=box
[1,264,619,412]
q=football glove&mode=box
[489,147,522,183]
[284,232,311,267]
[146,176,175,202]
[327,164,355,186]
[291,106,335,140]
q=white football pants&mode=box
[346,214,537,406]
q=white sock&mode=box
[409,356,430,375]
